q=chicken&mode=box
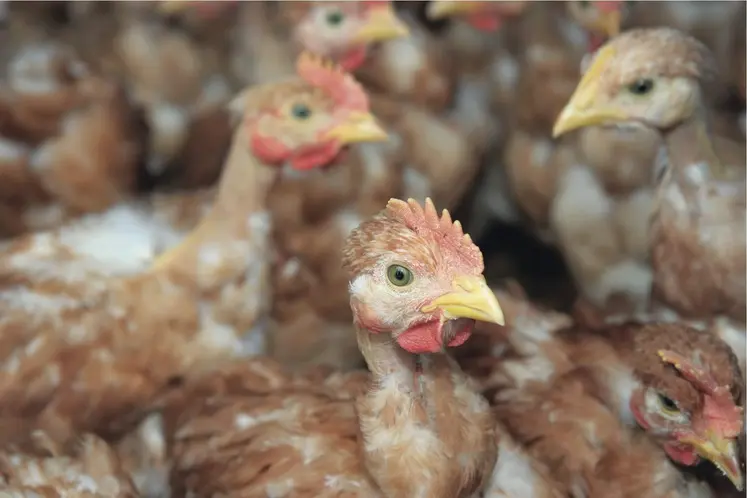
[157,1,414,192]
[553,28,746,356]
[154,4,471,371]
[236,1,479,210]
[427,0,657,311]
[0,53,387,442]
[0,43,148,237]
[465,289,744,495]
[112,7,233,179]
[165,198,558,498]
[0,432,139,497]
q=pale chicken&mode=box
[164,198,558,498]
[0,54,387,443]
[553,27,746,368]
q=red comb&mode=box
[385,198,484,271]
[296,52,369,112]
[658,350,743,437]
[595,0,623,13]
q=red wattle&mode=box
[250,132,290,166]
[339,46,369,72]
[396,321,442,354]
[663,442,699,466]
[467,13,502,32]
[447,322,474,347]
[290,141,341,171]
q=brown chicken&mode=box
[154,3,476,372]
[0,54,386,445]
[0,43,148,238]
[465,288,744,495]
[553,28,746,361]
[157,1,415,192]
[170,1,479,212]
[163,198,560,498]
[111,5,233,181]
[0,432,139,497]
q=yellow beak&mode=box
[353,5,410,44]
[684,431,743,490]
[426,1,481,20]
[157,0,187,15]
[597,9,621,39]
[421,275,505,326]
[552,44,627,138]
[323,111,389,145]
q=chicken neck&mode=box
[662,103,727,184]
[354,324,498,498]
[356,325,433,393]
[149,125,279,278]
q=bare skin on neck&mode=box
[355,323,497,498]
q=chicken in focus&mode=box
[165,198,526,497]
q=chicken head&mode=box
[343,197,504,354]
[426,1,528,32]
[624,324,744,489]
[553,27,718,138]
[238,52,388,171]
[288,1,409,71]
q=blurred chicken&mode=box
[164,199,558,498]
[0,43,148,237]
[625,1,744,104]
[111,5,233,180]
[464,288,744,495]
[553,28,746,362]
[153,3,477,371]
[158,1,414,193]
[0,431,139,497]
[0,54,387,444]
[178,1,482,212]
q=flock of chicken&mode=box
[0,1,743,497]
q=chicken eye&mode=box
[627,78,654,96]
[326,10,345,26]
[657,393,679,413]
[291,103,312,120]
[387,265,413,287]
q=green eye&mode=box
[291,103,312,120]
[326,10,344,26]
[627,78,654,95]
[387,264,413,287]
